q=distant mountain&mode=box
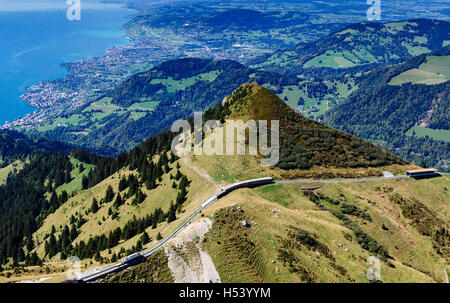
[251,19,450,78]
[129,7,319,33]
[203,9,310,30]
[324,47,450,171]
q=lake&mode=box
[0,0,134,124]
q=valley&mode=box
[2,2,350,131]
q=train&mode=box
[200,196,217,209]
[121,252,144,265]
[199,177,274,210]
[405,168,439,179]
[216,177,274,198]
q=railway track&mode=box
[73,173,416,283]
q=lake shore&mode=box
[0,0,136,125]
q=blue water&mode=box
[0,0,134,124]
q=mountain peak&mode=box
[208,84,406,171]
[222,82,295,121]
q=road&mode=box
[75,173,413,283]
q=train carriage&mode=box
[121,252,143,265]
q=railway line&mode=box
[75,173,422,283]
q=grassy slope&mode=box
[100,251,173,283]
[56,157,95,196]
[30,153,214,270]
[202,175,449,283]
[405,126,450,143]
[3,170,448,283]
[193,83,412,180]
[192,152,416,181]
[0,160,23,185]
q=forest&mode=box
[0,123,187,268]
[325,50,450,170]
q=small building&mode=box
[405,168,439,179]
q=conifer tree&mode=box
[91,198,99,213]
[140,232,150,245]
[105,185,115,203]
[113,193,123,208]
[25,235,34,252]
[118,176,128,192]
[167,202,177,223]
[81,176,89,190]
[175,169,182,180]
[69,223,78,242]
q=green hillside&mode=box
[324,49,450,171]
[252,19,450,78]
[252,19,450,76]
[203,83,406,172]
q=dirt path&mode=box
[182,157,221,190]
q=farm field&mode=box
[303,51,357,69]
[405,126,450,143]
[389,55,450,85]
